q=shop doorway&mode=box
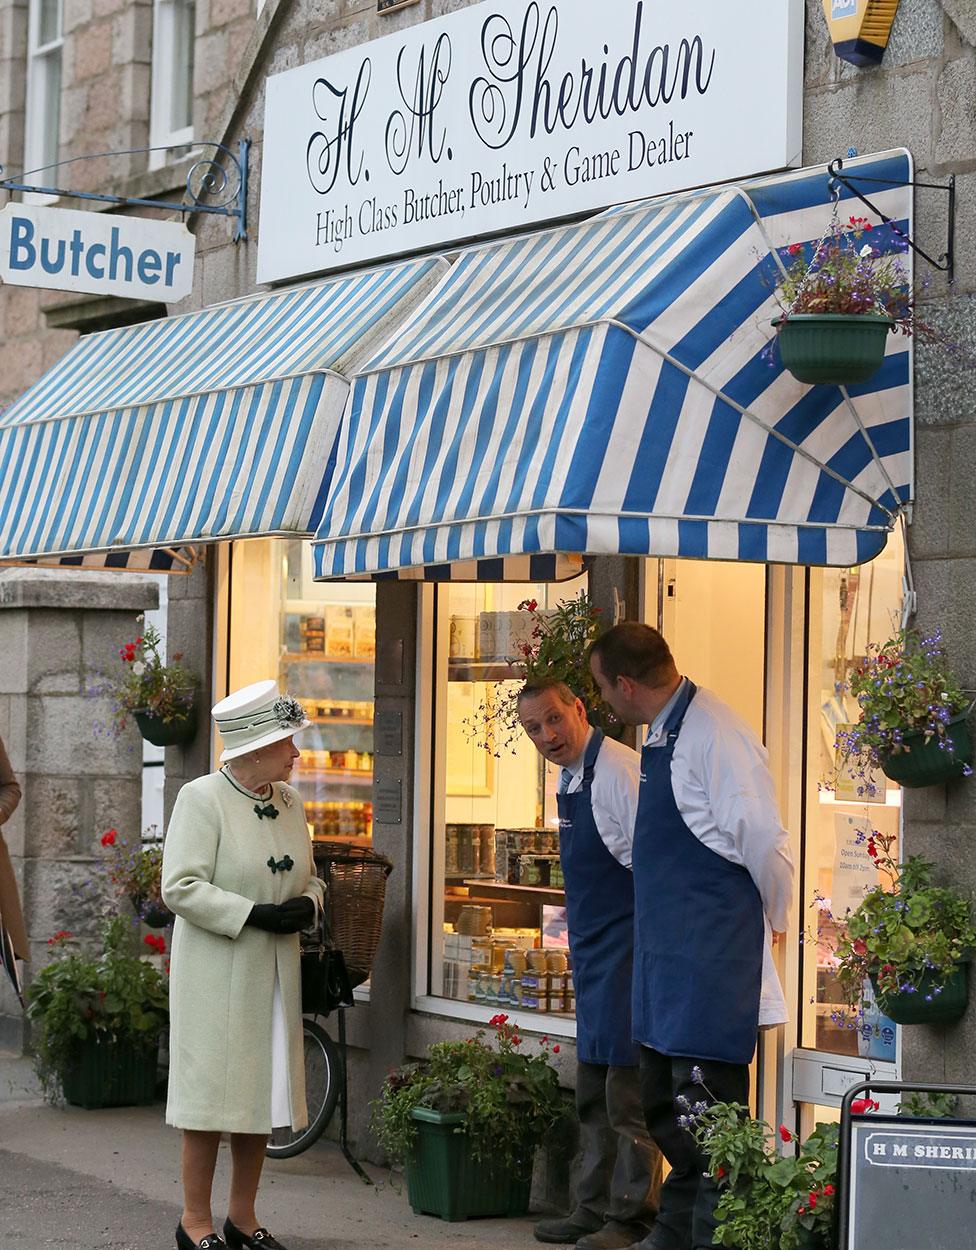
[642,535,905,1133]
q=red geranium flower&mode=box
[807,1192,818,1209]
[850,1097,880,1114]
[47,930,72,944]
[823,1184,835,1196]
[552,1044,560,1053]
[101,829,117,847]
[715,1166,726,1179]
[779,1124,792,1142]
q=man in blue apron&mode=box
[589,624,793,1250]
[518,678,661,1250]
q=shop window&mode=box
[149,0,195,167]
[426,577,587,1029]
[221,538,375,849]
[24,0,62,186]
[800,529,905,1061]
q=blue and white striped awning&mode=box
[313,152,912,578]
[0,257,447,565]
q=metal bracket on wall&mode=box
[827,156,955,282]
[0,139,250,241]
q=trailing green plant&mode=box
[463,592,616,753]
[691,1096,837,1250]
[90,620,198,735]
[25,917,169,1102]
[371,1013,564,1172]
[828,831,976,1022]
[898,1091,958,1118]
[834,627,972,798]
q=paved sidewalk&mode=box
[0,1052,540,1250]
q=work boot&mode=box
[534,1213,602,1244]
[576,1221,652,1250]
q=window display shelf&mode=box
[297,769,373,784]
[447,660,521,682]
[282,652,375,665]
[307,716,374,727]
[462,880,566,905]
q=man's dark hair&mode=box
[517,676,579,707]
[589,622,677,688]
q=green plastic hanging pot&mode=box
[870,963,969,1026]
[133,700,197,747]
[880,713,973,788]
[773,313,894,385]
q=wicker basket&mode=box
[313,843,393,988]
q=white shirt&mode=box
[560,728,641,869]
[645,681,794,1027]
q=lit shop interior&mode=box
[214,536,906,1064]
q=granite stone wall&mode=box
[0,570,158,1049]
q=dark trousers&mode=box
[638,1047,750,1250]
[573,1060,662,1229]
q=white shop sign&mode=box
[0,205,195,300]
[258,0,804,283]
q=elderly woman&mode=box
[162,680,324,1250]
[0,735,27,989]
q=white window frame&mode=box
[24,0,63,200]
[149,0,195,170]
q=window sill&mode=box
[412,994,578,1038]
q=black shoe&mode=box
[223,1218,289,1249]
[576,1221,653,1250]
[535,1214,603,1245]
[175,1225,227,1250]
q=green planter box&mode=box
[61,1036,160,1109]
[870,963,969,1026]
[880,715,973,788]
[405,1108,532,1222]
[774,313,893,386]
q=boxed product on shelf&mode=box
[353,606,376,659]
[449,615,478,660]
[325,606,354,658]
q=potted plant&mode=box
[100,827,172,927]
[101,620,199,746]
[830,832,976,1026]
[372,1013,564,1221]
[688,1092,838,1250]
[464,592,617,753]
[834,627,973,793]
[25,918,169,1108]
[771,213,912,385]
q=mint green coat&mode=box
[161,772,324,1134]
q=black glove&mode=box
[277,896,316,933]
[245,903,287,933]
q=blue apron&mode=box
[558,729,640,1067]
[632,682,764,1065]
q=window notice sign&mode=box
[847,1119,976,1250]
[258,0,804,283]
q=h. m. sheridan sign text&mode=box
[257,0,803,283]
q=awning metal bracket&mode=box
[827,156,954,282]
[0,139,250,241]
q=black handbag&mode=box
[300,906,354,1017]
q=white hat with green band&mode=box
[212,679,310,762]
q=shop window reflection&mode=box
[432,578,586,1024]
[802,530,904,1060]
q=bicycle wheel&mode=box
[266,1017,340,1159]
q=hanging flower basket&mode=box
[879,711,974,788]
[870,963,969,1026]
[773,313,893,385]
[133,699,197,747]
[131,896,173,928]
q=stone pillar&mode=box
[0,569,158,1049]
[163,553,216,823]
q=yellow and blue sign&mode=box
[823,0,900,66]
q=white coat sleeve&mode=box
[698,724,794,934]
[161,785,255,939]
